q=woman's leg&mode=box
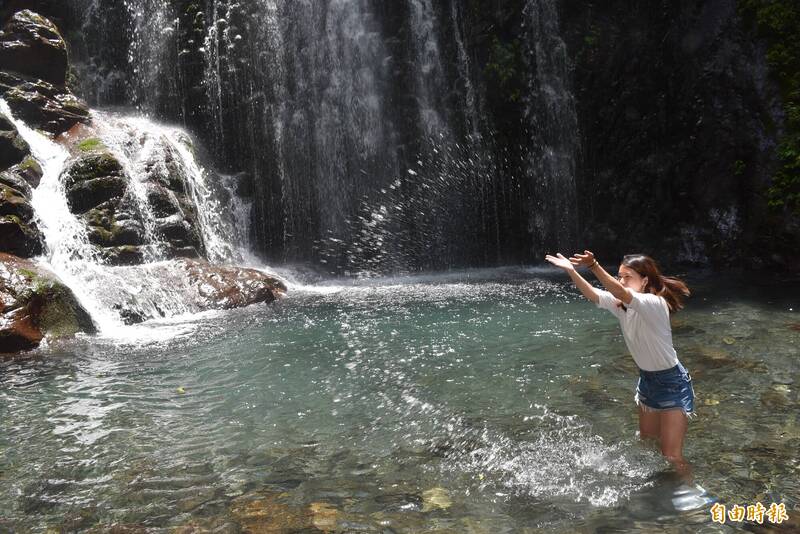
[660,409,691,479]
[638,404,660,440]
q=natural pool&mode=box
[1,267,798,532]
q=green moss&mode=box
[66,152,122,184]
[77,138,105,152]
[18,156,41,174]
[485,36,524,104]
[739,0,800,215]
[733,159,746,176]
[17,268,36,279]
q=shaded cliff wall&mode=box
[560,0,794,269]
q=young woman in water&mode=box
[545,250,694,473]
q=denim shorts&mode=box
[635,362,695,419]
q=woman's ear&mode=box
[642,276,649,289]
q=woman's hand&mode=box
[545,253,576,272]
[569,250,596,268]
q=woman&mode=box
[545,250,694,474]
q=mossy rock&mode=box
[64,152,124,186]
[0,184,34,219]
[14,155,42,188]
[99,245,145,266]
[0,214,43,257]
[76,138,107,152]
[86,217,144,247]
[0,169,33,197]
[0,75,89,135]
[65,175,128,214]
[0,253,95,352]
[0,129,30,171]
[32,280,96,338]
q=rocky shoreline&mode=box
[0,10,286,355]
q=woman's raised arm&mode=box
[570,251,632,305]
[544,253,600,304]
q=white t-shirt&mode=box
[595,289,678,371]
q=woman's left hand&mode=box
[545,253,575,272]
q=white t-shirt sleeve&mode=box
[627,291,669,325]
[595,289,625,320]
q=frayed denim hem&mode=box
[635,391,697,420]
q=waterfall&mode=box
[1,100,249,331]
[524,0,580,252]
[450,1,481,139]
[66,0,581,270]
[408,0,449,136]
[90,112,247,263]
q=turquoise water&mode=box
[1,268,798,532]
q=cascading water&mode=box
[1,100,250,332]
[408,0,450,137]
[524,0,580,252]
[91,112,247,263]
[67,0,581,271]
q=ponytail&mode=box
[621,254,690,313]
[656,275,690,313]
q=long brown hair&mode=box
[622,254,690,313]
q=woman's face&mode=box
[618,265,648,293]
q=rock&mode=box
[60,134,210,264]
[0,123,29,169]
[0,252,96,353]
[0,117,43,256]
[66,175,128,214]
[100,259,285,324]
[421,487,452,512]
[3,155,42,189]
[99,245,145,267]
[0,71,89,134]
[0,214,43,257]
[0,183,34,220]
[0,10,68,85]
[182,258,286,310]
[309,502,339,532]
[229,491,314,532]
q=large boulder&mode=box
[0,9,68,85]
[182,259,287,310]
[0,11,89,135]
[108,259,287,325]
[0,252,96,353]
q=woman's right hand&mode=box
[545,253,575,272]
[569,250,596,268]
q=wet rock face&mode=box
[0,112,43,258]
[182,259,286,311]
[0,9,68,85]
[61,139,206,265]
[110,259,286,325]
[0,252,96,353]
[0,11,89,135]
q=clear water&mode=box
[1,268,797,532]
